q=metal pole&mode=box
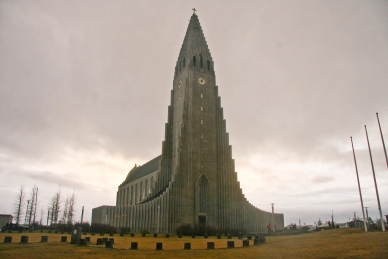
[80,206,84,225]
[376,113,388,169]
[350,137,368,232]
[332,211,334,228]
[271,203,275,233]
[353,212,357,228]
[365,207,369,226]
[47,211,50,226]
[299,219,301,231]
[365,125,385,231]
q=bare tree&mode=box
[13,184,26,225]
[61,196,69,224]
[39,207,44,226]
[28,184,38,228]
[67,191,76,225]
[33,186,38,226]
[48,188,62,225]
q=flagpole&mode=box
[350,137,367,232]
[376,113,388,169]
[364,125,385,231]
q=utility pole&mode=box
[80,206,84,225]
[376,113,388,169]
[331,211,334,228]
[365,207,369,226]
[350,136,368,232]
[299,219,301,231]
[353,212,357,228]
[365,125,385,231]
[271,203,275,233]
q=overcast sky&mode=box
[1,0,387,227]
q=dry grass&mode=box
[0,228,387,258]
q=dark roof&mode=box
[0,214,13,217]
[121,155,161,186]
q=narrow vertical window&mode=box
[201,93,203,98]
[200,54,203,68]
[201,106,203,111]
[207,60,210,70]
[175,66,178,75]
[179,61,181,72]
[201,133,203,138]
[183,58,185,68]
[201,120,203,124]
[193,56,196,66]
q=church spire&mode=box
[175,11,214,77]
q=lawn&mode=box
[0,228,387,258]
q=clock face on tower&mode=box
[198,77,206,85]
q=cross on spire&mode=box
[192,8,197,14]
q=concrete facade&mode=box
[92,13,284,233]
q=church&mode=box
[92,11,284,234]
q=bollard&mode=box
[131,242,138,250]
[254,237,260,246]
[79,239,87,246]
[61,236,67,242]
[96,238,104,245]
[243,240,249,247]
[20,236,29,243]
[4,236,12,243]
[227,241,234,248]
[207,242,215,249]
[41,236,48,242]
[156,242,163,250]
[105,239,113,248]
[184,243,191,250]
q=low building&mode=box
[0,214,13,228]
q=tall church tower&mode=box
[92,12,284,234]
